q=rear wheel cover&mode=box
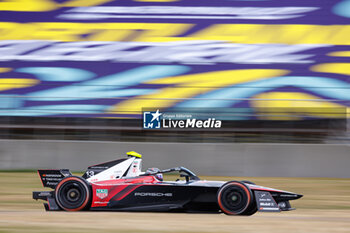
[55,176,91,211]
[217,181,252,215]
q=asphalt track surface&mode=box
[1,172,350,233]
[1,209,350,233]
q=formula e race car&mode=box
[33,151,302,215]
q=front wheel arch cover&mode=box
[55,176,91,211]
[217,181,253,215]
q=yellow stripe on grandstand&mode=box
[0,23,350,45]
[0,78,39,92]
[251,92,347,120]
[311,63,350,76]
[327,51,350,57]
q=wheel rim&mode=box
[67,188,81,202]
[56,178,90,211]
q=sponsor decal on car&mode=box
[255,191,280,212]
[96,189,108,199]
[38,192,52,197]
[134,192,173,197]
[46,182,59,186]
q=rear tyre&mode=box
[55,176,91,211]
[217,181,253,215]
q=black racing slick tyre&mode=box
[217,181,253,215]
[55,176,91,211]
[241,202,258,216]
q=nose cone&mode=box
[278,191,303,200]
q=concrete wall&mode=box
[0,140,349,178]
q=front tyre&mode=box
[241,202,258,216]
[55,176,91,211]
[217,181,253,215]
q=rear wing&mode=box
[38,169,72,189]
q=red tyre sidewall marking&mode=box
[217,182,251,215]
[55,177,90,211]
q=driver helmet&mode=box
[155,173,163,181]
